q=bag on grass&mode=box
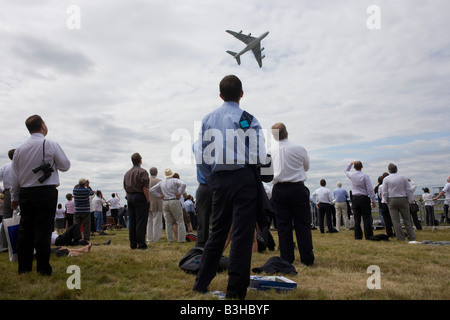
[179,247,229,274]
[2,215,21,262]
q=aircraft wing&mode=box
[226,30,256,45]
[251,44,263,68]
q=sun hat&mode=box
[164,168,175,178]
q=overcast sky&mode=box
[1,0,449,205]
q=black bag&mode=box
[368,234,389,241]
[409,201,419,213]
[252,256,297,275]
[179,247,229,274]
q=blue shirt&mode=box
[198,101,267,177]
[334,187,349,202]
[193,140,210,185]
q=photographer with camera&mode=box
[10,115,71,276]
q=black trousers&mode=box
[380,203,394,237]
[127,192,149,249]
[193,167,257,299]
[54,223,82,246]
[195,183,213,248]
[272,182,315,266]
[317,203,334,233]
[351,195,373,239]
[18,185,58,275]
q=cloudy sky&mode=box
[1,0,449,205]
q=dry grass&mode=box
[0,226,449,301]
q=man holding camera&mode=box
[11,115,71,275]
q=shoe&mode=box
[408,241,420,244]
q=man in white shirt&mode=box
[0,149,15,251]
[150,168,186,242]
[270,122,314,266]
[381,163,416,242]
[345,161,376,240]
[433,176,450,224]
[108,193,120,226]
[311,179,337,234]
[11,115,71,275]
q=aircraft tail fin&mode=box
[226,51,241,65]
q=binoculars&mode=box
[32,162,54,183]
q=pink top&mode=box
[65,199,75,214]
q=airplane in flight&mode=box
[226,30,269,68]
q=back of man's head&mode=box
[150,167,158,176]
[25,115,44,133]
[271,122,288,141]
[131,153,142,166]
[320,179,326,187]
[219,75,242,102]
[388,163,398,174]
[354,161,363,171]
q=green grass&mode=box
[0,226,449,300]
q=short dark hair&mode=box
[320,179,326,187]
[388,163,398,173]
[354,161,363,171]
[220,75,242,102]
[149,167,158,176]
[25,115,44,133]
[8,149,15,160]
[131,153,142,165]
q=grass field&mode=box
[0,225,449,301]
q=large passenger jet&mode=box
[226,30,269,68]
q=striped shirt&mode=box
[73,185,94,214]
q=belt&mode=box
[20,185,56,191]
[163,198,178,201]
[277,181,304,185]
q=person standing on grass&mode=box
[377,173,395,238]
[123,153,150,250]
[311,179,337,234]
[345,161,376,240]
[11,115,71,275]
[108,193,121,226]
[381,163,417,243]
[73,178,94,241]
[150,169,186,243]
[270,122,315,266]
[433,176,450,224]
[0,149,15,252]
[147,167,163,243]
[334,181,350,231]
[65,193,75,228]
[193,75,268,299]
[422,188,435,226]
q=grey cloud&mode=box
[12,35,94,76]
